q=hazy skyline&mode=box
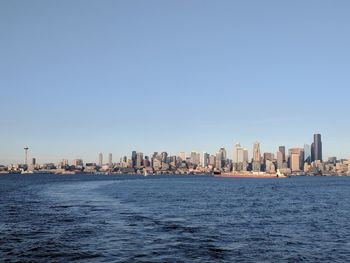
[1,0,350,164]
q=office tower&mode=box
[289,148,305,172]
[209,155,216,166]
[312,134,322,162]
[219,147,227,160]
[304,144,311,164]
[233,143,241,164]
[243,149,248,162]
[277,151,283,169]
[252,142,261,171]
[179,152,186,161]
[24,146,29,165]
[108,153,112,167]
[31,158,36,166]
[131,151,137,167]
[143,157,150,167]
[253,142,261,162]
[191,151,199,165]
[233,143,247,171]
[98,152,103,166]
[202,152,209,167]
[278,146,286,162]
[263,153,273,162]
[136,152,143,167]
[161,152,168,163]
[215,152,223,169]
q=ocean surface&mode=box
[0,174,350,262]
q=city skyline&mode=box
[3,133,346,166]
[1,1,350,163]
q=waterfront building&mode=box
[31,158,36,166]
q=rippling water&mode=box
[1,174,350,262]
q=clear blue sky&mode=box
[1,0,349,164]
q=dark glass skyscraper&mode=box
[312,134,322,162]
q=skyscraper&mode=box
[108,153,112,167]
[312,134,322,162]
[278,146,286,162]
[136,152,143,167]
[304,144,311,164]
[289,148,305,172]
[98,152,103,166]
[131,151,137,167]
[252,142,261,171]
[202,152,209,167]
[253,142,261,162]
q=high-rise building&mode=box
[215,152,223,170]
[233,143,248,171]
[304,144,311,164]
[289,148,305,172]
[31,158,36,166]
[131,151,137,167]
[219,147,227,161]
[98,152,103,166]
[278,146,286,162]
[233,143,242,164]
[253,142,261,162]
[191,151,200,165]
[277,151,283,169]
[136,152,143,167]
[312,134,322,162]
[202,152,209,167]
[108,153,113,167]
[252,142,261,171]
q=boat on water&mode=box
[276,169,288,178]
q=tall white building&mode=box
[202,152,209,167]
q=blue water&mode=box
[1,174,350,262]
